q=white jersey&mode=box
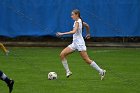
[73,19,85,44]
[68,18,86,51]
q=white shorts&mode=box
[68,42,87,51]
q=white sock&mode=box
[90,61,103,73]
[1,73,7,80]
[62,59,70,73]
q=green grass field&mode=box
[0,47,140,93]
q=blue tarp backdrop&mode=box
[0,0,140,37]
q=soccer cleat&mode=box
[7,79,14,93]
[66,71,72,78]
[99,70,106,80]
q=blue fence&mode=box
[0,0,140,37]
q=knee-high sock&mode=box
[90,61,103,73]
[62,59,70,73]
[0,70,10,84]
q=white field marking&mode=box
[93,50,120,53]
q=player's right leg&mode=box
[0,70,14,93]
[60,47,74,78]
[0,43,9,55]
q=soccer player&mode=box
[56,9,106,80]
[0,43,9,55]
[0,70,14,93]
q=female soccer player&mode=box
[0,43,9,55]
[57,9,106,80]
[0,70,14,93]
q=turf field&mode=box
[0,47,140,93]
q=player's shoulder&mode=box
[78,19,82,22]
[75,18,82,23]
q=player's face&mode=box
[71,12,78,20]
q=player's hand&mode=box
[56,32,63,37]
[85,34,90,39]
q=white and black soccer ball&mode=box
[48,72,57,80]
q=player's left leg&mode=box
[79,51,106,80]
[0,43,9,55]
[0,70,14,93]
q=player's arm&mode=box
[56,22,79,36]
[83,22,90,39]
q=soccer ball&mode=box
[48,72,57,80]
